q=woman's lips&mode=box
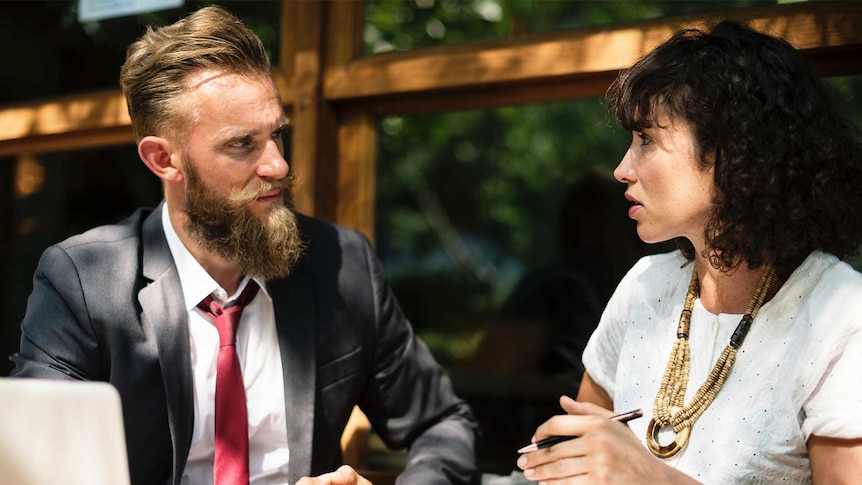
[625,193,643,219]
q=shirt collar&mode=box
[160,202,270,311]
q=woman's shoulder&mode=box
[787,251,862,291]
[608,249,691,308]
[624,249,690,282]
[777,251,862,327]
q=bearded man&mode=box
[10,6,478,485]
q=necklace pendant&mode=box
[646,407,691,459]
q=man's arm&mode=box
[11,245,101,380]
[356,234,479,485]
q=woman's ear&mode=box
[138,136,182,183]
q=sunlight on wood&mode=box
[0,91,129,142]
[325,4,862,102]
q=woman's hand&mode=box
[295,465,373,485]
[516,396,698,484]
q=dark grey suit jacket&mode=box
[11,206,478,485]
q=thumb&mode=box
[329,465,373,485]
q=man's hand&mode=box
[295,465,373,485]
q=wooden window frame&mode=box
[1,1,861,239]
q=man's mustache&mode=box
[227,173,296,208]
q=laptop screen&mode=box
[0,378,130,485]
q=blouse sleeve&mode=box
[800,264,862,440]
[581,257,651,401]
[800,324,862,439]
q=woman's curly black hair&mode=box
[609,19,862,279]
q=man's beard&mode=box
[183,161,305,280]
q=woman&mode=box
[516,20,862,484]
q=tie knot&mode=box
[232,279,261,309]
[197,280,260,346]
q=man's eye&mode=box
[231,138,252,149]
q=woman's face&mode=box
[613,113,715,247]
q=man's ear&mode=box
[138,136,182,183]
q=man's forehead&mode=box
[187,68,272,90]
[182,70,285,132]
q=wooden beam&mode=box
[284,0,332,218]
[0,91,131,153]
[323,0,376,236]
[0,126,134,158]
[324,3,862,110]
[803,44,862,78]
[283,0,371,231]
[277,0,295,90]
[350,72,615,117]
[335,110,377,240]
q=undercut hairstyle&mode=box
[120,6,272,142]
[610,19,862,279]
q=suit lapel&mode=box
[269,273,317,483]
[139,205,194,485]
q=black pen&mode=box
[516,408,643,454]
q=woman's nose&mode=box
[613,153,635,183]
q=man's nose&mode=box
[258,142,289,179]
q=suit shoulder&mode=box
[297,214,369,248]
[54,207,154,253]
[294,214,376,279]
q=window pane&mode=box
[829,75,862,129]
[364,0,777,54]
[374,98,664,472]
[0,145,163,375]
[0,1,280,103]
[828,74,862,269]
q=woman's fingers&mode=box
[522,454,589,483]
[531,411,608,444]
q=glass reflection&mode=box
[0,145,162,375]
[0,1,280,103]
[375,98,655,471]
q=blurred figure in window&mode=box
[501,168,655,378]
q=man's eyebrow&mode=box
[218,117,289,143]
[221,129,259,143]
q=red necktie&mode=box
[198,281,260,485]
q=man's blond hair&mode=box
[119,6,271,142]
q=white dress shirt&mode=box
[161,205,290,484]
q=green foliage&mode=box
[364,0,777,54]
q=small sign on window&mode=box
[78,0,184,23]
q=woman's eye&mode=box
[637,132,651,146]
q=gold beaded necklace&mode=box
[646,264,777,459]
